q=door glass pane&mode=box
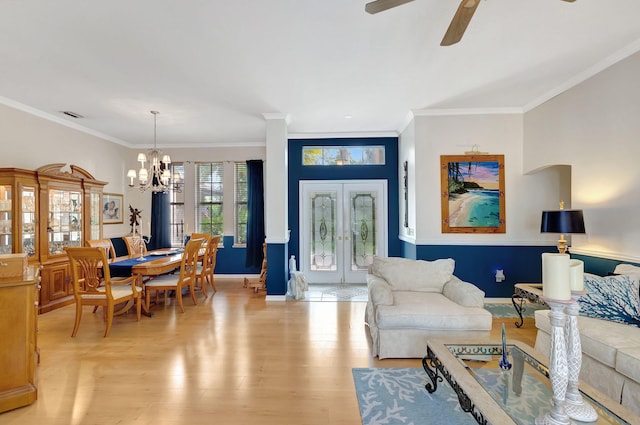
[0,185,12,254]
[21,187,36,257]
[310,191,337,272]
[350,191,376,271]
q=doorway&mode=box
[299,180,387,284]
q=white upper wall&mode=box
[524,51,640,261]
[0,103,266,239]
[402,111,566,246]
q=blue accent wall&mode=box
[414,244,555,298]
[286,137,401,293]
[266,243,287,295]
[572,253,640,277]
[212,235,262,275]
[404,243,640,298]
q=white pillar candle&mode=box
[542,253,571,300]
[570,259,584,291]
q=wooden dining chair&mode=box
[123,235,147,258]
[65,247,142,337]
[87,239,117,262]
[196,235,221,296]
[244,242,266,293]
[86,239,122,313]
[143,238,204,313]
[189,233,211,297]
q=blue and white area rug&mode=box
[484,302,546,318]
[352,368,476,425]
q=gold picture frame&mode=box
[102,193,124,224]
[440,154,505,233]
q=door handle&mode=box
[337,236,342,241]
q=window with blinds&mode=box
[196,162,223,236]
[169,163,185,246]
[235,162,247,245]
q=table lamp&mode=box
[540,202,585,254]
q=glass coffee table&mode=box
[422,339,639,425]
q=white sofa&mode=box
[534,266,640,415]
[365,256,492,359]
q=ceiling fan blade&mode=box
[365,0,415,14]
[440,0,481,46]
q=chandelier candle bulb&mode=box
[570,259,584,292]
[542,253,571,301]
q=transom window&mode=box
[302,146,385,166]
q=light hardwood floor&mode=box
[2,278,537,425]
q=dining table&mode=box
[109,248,185,317]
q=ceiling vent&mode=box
[61,111,84,119]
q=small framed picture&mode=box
[103,193,124,224]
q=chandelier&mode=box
[127,110,180,193]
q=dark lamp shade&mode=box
[540,210,586,234]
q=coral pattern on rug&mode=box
[352,368,476,425]
[484,302,546,318]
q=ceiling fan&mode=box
[365,0,576,46]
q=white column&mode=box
[263,113,290,244]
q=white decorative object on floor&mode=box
[288,271,307,300]
[536,298,570,425]
[289,255,297,273]
[564,291,598,422]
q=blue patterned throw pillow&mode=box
[578,273,640,327]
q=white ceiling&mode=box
[1,0,640,148]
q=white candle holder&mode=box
[564,291,598,422]
[536,298,571,425]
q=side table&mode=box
[512,283,547,328]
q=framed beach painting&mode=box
[102,193,124,224]
[440,154,505,233]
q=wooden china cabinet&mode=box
[37,164,106,313]
[0,164,106,313]
[0,168,38,261]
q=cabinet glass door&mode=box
[0,185,11,254]
[21,186,37,257]
[90,192,101,240]
[48,189,82,255]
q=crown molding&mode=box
[411,107,523,117]
[0,96,131,147]
[262,112,291,124]
[288,131,398,139]
[524,37,640,112]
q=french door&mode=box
[300,180,387,284]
